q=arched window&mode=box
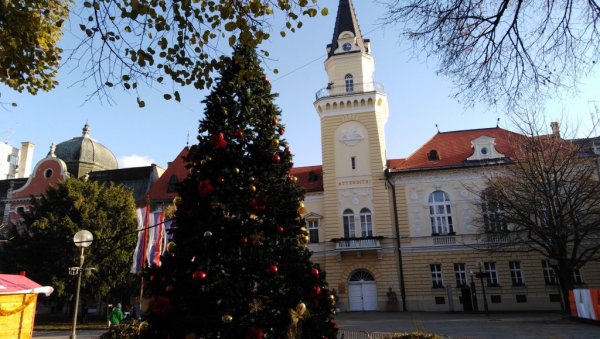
[359,208,373,237]
[345,74,354,93]
[429,190,453,235]
[349,270,375,281]
[343,208,355,238]
[481,191,507,232]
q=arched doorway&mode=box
[348,270,378,311]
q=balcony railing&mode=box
[315,82,385,100]
[333,237,382,251]
[485,233,511,243]
[433,236,456,245]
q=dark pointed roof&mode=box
[328,0,366,57]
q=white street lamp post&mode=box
[70,230,93,339]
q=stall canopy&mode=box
[0,274,53,339]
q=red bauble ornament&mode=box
[197,179,214,198]
[276,226,284,234]
[249,198,267,211]
[165,285,174,292]
[272,154,281,164]
[311,267,320,278]
[241,236,249,245]
[272,118,278,125]
[279,128,285,135]
[149,275,155,281]
[217,177,225,184]
[209,132,227,149]
[192,271,207,280]
[266,265,278,276]
[247,325,264,339]
[284,146,291,154]
[199,124,207,132]
[236,130,244,138]
[312,285,322,295]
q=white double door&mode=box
[348,281,378,311]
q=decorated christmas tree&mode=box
[141,44,338,338]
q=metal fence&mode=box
[337,330,394,339]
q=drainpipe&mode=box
[385,168,407,311]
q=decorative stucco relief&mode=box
[338,188,372,207]
[339,127,364,146]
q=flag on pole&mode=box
[147,210,166,267]
[131,205,150,273]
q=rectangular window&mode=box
[430,264,444,288]
[516,295,527,303]
[307,220,319,243]
[542,260,557,285]
[454,263,467,287]
[509,261,525,286]
[490,295,502,304]
[485,262,499,286]
[434,296,445,304]
[549,294,561,302]
[351,156,356,169]
[572,268,584,285]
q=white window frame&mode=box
[359,208,373,237]
[345,74,354,93]
[429,190,454,235]
[509,261,525,286]
[485,262,499,286]
[307,219,319,243]
[481,194,507,232]
[430,264,444,288]
[343,209,355,238]
[542,260,557,285]
[572,268,584,285]
[454,263,467,287]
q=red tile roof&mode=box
[291,165,323,192]
[146,147,190,202]
[147,148,324,202]
[389,128,524,172]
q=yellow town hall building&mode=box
[297,0,600,312]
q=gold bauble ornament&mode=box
[173,196,182,206]
[299,234,310,245]
[328,294,336,304]
[200,159,206,165]
[271,139,280,147]
[234,167,240,174]
[299,227,308,234]
[166,242,176,253]
[204,231,213,238]
[249,184,257,192]
[138,321,150,333]
[221,314,233,323]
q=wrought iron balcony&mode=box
[315,82,385,100]
[332,236,383,251]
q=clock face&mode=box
[342,43,352,51]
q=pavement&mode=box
[32,311,600,339]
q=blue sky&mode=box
[1,1,598,170]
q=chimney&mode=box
[18,142,35,178]
[550,122,560,138]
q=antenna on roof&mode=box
[186,132,190,147]
[435,124,440,133]
[496,118,500,128]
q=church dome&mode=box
[55,123,118,178]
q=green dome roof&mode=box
[55,123,118,178]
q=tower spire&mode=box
[328,0,366,57]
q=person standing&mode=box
[110,303,124,327]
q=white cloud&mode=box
[118,154,155,168]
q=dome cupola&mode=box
[54,123,118,178]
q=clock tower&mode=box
[314,0,392,251]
